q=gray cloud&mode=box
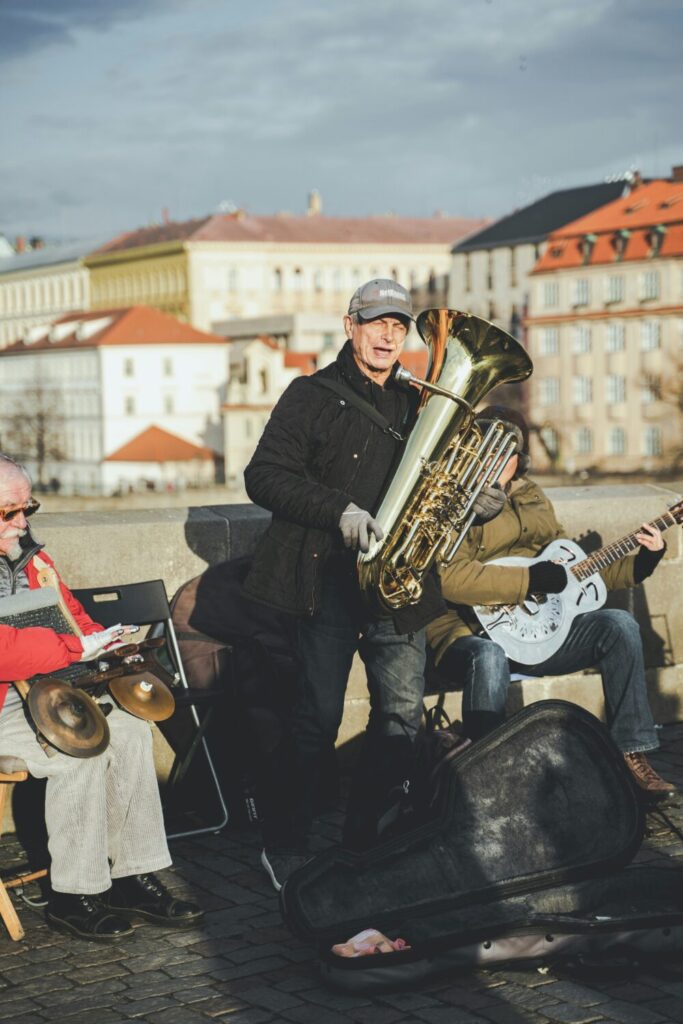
[1,0,681,238]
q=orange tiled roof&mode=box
[94,213,488,254]
[284,351,317,375]
[534,180,683,272]
[105,425,215,462]
[1,306,226,353]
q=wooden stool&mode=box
[0,758,48,942]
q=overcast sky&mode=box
[2,0,681,243]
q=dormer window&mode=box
[648,224,667,257]
[613,229,630,262]
[581,233,597,265]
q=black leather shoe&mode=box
[105,873,203,927]
[47,892,134,941]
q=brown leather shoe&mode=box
[623,752,677,803]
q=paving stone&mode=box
[380,992,441,1011]
[645,997,683,1023]
[115,993,177,1017]
[540,1004,605,1024]
[591,1000,667,1023]
[414,1008,484,1024]
[233,984,304,1011]
[280,1005,353,1024]
[348,1006,411,1024]
[538,982,610,1007]
[145,1007,213,1024]
[208,956,289,982]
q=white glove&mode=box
[339,502,384,553]
[79,624,138,662]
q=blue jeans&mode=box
[440,609,658,753]
[271,561,426,848]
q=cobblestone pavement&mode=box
[2,724,682,1024]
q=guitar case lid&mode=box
[281,701,645,944]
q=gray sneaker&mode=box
[260,848,311,892]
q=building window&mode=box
[571,278,590,306]
[543,281,559,308]
[259,369,268,394]
[605,275,624,303]
[486,252,494,291]
[540,327,559,355]
[227,268,239,291]
[572,324,591,354]
[572,376,592,405]
[351,268,361,287]
[606,375,626,404]
[576,426,593,454]
[123,358,134,377]
[640,320,661,350]
[639,270,660,301]
[332,269,343,293]
[272,268,282,292]
[608,426,626,455]
[313,270,324,293]
[509,247,517,288]
[124,396,135,415]
[464,254,471,293]
[163,357,173,377]
[487,300,497,320]
[539,378,560,406]
[540,426,559,455]
[163,394,174,414]
[641,374,661,404]
[292,268,304,293]
[606,322,625,352]
[642,426,662,456]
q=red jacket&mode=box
[0,551,102,714]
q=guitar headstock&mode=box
[667,497,683,525]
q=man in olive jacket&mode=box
[427,405,675,803]
[244,279,445,890]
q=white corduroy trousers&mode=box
[0,697,171,894]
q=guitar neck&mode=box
[572,511,676,582]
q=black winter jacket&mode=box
[243,341,445,632]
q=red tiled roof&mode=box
[1,306,226,353]
[93,217,212,255]
[534,180,683,271]
[284,351,317,375]
[94,212,488,254]
[105,425,215,462]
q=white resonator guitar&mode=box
[473,499,683,666]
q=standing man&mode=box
[244,280,445,889]
[0,454,203,940]
[427,405,677,804]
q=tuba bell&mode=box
[357,308,533,610]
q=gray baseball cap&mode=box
[348,278,413,321]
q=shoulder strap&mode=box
[313,377,405,441]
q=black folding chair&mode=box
[72,579,229,840]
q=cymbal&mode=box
[108,671,175,722]
[27,679,110,758]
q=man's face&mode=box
[0,470,32,557]
[343,314,409,383]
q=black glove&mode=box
[526,561,568,597]
[633,542,666,584]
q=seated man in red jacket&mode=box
[0,454,202,940]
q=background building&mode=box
[85,203,487,333]
[0,306,229,494]
[449,182,630,341]
[0,238,103,349]
[526,171,683,474]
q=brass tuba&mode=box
[357,308,533,610]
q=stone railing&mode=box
[3,483,682,831]
[33,480,683,737]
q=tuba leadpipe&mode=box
[357,308,533,610]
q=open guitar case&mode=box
[280,701,683,992]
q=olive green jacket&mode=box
[427,477,637,665]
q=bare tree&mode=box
[2,376,67,488]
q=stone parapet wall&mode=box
[33,480,683,739]
[3,483,681,832]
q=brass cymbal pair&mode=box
[27,666,175,759]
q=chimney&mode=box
[672,165,683,182]
[15,235,26,253]
[307,189,322,216]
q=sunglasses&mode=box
[0,498,41,523]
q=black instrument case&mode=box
[280,701,683,991]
